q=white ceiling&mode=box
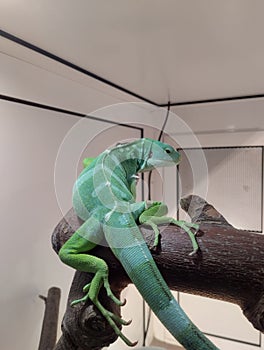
[1,0,264,106]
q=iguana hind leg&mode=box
[70,259,136,346]
[58,217,135,346]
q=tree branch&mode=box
[38,287,61,350]
[52,195,264,349]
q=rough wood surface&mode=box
[52,195,264,349]
[38,287,61,350]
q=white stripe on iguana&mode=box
[77,164,128,192]
[92,182,132,201]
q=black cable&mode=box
[157,101,171,142]
[143,102,171,346]
[147,101,171,200]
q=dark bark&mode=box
[52,195,264,349]
[38,287,61,350]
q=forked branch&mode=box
[52,195,264,349]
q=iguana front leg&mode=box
[58,217,136,346]
[139,202,199,255]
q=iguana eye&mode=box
[165,148,172,154]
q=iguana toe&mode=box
[94,298,137,346]
[70,294,89,306]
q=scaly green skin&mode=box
[59,138,219,349]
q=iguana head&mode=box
[138,138,181,172]
[105,138,180,173]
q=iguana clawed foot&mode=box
[71,274,137,346]
[171,220,200,256]
[139,202,200,256]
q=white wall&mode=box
[0,101,76,349]
[151,102,264,349]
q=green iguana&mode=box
[59,138,219,349]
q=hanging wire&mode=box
[147,101,171,200]
[142,102,171,346]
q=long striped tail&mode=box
[112,242,219,350]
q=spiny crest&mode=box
[104,138,148,159]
